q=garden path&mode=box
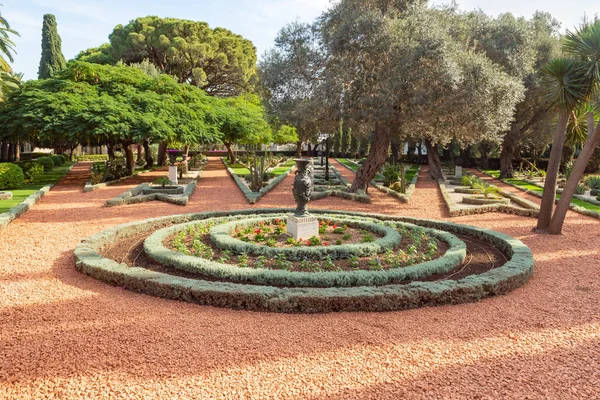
[0,158,599,398]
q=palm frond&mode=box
[540,58,592,110]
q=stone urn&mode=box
[287,158,318,240]
[292,158,313,217]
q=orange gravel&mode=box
[1,158,599,399]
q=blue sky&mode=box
[2,0,598,80]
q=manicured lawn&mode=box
[405,165,419,182]
[482,169,600,213]
[228,163,251,176]
[270,159,296,176]
[0,162,74,213]
[338,158,416,183]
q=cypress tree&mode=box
[38,14,66,79]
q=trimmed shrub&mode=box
[22,161,45,183]
[76,154,109,161]
[575,183,586,195]
[50,155,63,166]
[58,154,67,164]
[0,163,25,189]
[36,156,55,171]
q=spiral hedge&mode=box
[75,208,534,313]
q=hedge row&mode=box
[438,179,539,218]
[74,208,534,313]
[222,158,294,204]
[142,214,466,287]
[76,154,109,161]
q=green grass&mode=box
[228,163,250,176]
[0,162,74,213]
[483,169,600,213]
[405,165,419,183]
[336,158,387,181]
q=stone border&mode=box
[438,179,539,218]
[142,215,465,287]
[477,170,600,220]
[74,208,534,313]
[0,163,76,230]
[462,196,510,205]
[83,165,166,193]
[222,158,294,204]
[104,169,203,207]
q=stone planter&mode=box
[453,187,480,194]
[142,185,184,195]
[0,191,13,200]
[462,196,510,205]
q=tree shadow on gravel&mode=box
[305,337,600,399]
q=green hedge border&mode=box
[142,214,466,287]
[222,158,294,204]
[438,179,539,218]
[477,170,600,220]
[0,163,76,231]
[74,208,534,313]
[104,169,203,207]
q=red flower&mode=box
[323,242,329,246]
[274,219,280,224]
[254,229,261,234]
[319,221,324,226]
[332,224,337,229]
[305,240,311,245]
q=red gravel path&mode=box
[1,158,599,399]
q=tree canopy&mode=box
[77,16,257,96]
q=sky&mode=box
[1,0,599,80]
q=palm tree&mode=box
[546,20,600,234]
[535,57,591,231]
[0,10,18,72]
[0,69,21,101]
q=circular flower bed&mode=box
[75,209,534,313]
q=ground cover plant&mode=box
[0,161,73,213]
[167,217,444,272]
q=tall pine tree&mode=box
[38,14,66,79]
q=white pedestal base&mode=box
[455,166,462,179]
[168,165,178,185]
[286,214,319,240]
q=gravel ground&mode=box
[1,158,599,399]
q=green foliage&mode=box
[76,154,109,161]
[21,161,45,183]
[585,175,600,189]
[36,156,55,172]
[106,16,256,95]
[0,10,19,73]
[575,182,586,195]
[50,155,63,166]
[1,61,224,153]
[154,177,172,188]
[0,162,24,189]
[38,14,66,79]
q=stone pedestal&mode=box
[455,166,463,178]
[287,214,319,240]
[168,165,178,185]
[0,191,12,200]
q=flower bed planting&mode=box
[75,209,533,312]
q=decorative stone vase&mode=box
[292,158,313,217]
[168,152,177,166]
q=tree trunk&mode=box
[500,128,519,178]
[349,123,390,192]
[0,141,7,162]
[183,145,190,171]
[7,143,15,162]
[547,112,599,234]
[425,140,444,180]
[157,143,167,166]
[136,144,143,163]
[224,142,236,164]
[390,139,399,165]
[14,142,20,162]
[295,141,302,158]
[417,141,423,164]
[536,109,570,232]
[107,143,115,160]
[124,144,135,175]
[460,145,472,168]
[143,140,154,168]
